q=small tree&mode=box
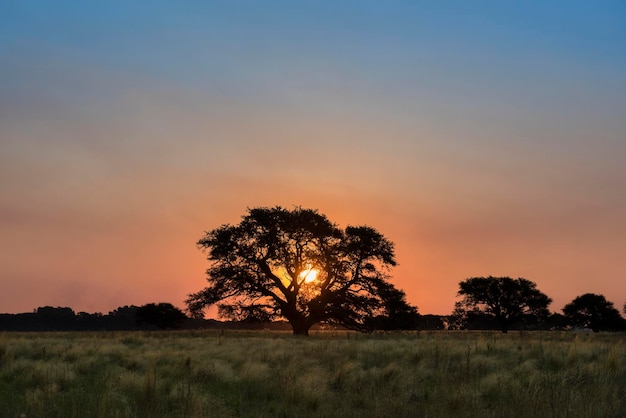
[562,293,625,332]
[455,276,552,333]
[364,285,420,330]
[106,305,140,330]
[187,206,417,335]
[136,303,188,330]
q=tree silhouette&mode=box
[186,206,416,335]
[135,303,188,330]
[364,285,420,330]
[562,293,625,332]
[454,276,551,333]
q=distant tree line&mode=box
[0,303,191,332]
[1,282,624,333]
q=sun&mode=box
[299,268,319,283]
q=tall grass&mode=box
[0,331,624,417]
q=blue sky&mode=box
[1,1,625,314]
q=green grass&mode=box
[0,330,624,417]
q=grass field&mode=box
[0,330,624,418]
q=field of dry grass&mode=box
[0,330,624,417]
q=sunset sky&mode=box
[1,1,625,316]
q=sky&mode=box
[1,1,625,316]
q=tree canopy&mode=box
[453,276,552,333]
[186,206,417,335]
[135,303,188,330]
[562,293,625,332]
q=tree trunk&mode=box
[292,325,309,336]
[499,316,510,333]
[289,316,310,336]
[500,321,509,333]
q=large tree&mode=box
[563,293,625,332]
[454,276,552,333]
[186,206,416,335]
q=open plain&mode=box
[0,330,624,418]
